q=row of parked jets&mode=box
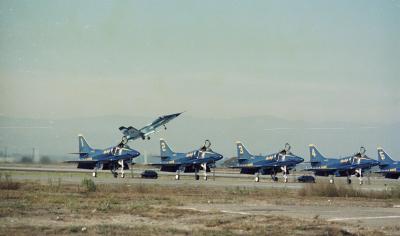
[66,112,399,184]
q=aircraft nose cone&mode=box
[130,150,140,157]
[296,156,304,164]
[214,153,223,161]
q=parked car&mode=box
[297,175,315,183]
[141,170,158,179]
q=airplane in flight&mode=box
[151,139,223,180]
[305,144,379,184]
[65,135,140,178]
[376,147,399,179]
[119,112,183,143]
[230,142,304,182]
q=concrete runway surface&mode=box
[0,165,398,191]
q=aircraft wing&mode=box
[228,164,266,169]
[148,163,178,167]
[303,167,338,171]
[375,169,398,173]
[64,159,114,164]
[140,126,157,137]
[64,160,99,164]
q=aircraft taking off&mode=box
[65,135,140,178]
[376,147,400,179]
[119,112,183,143]
[305,144,379,184]
[151,139,223,180]
[231,142,304,182]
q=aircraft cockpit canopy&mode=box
[200,139,212,152]
[279,143,292,155]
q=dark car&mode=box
[297,175,315,183]
[141,170,158,179]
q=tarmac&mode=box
[0,165,398,191]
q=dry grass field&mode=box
[1,172,399,236]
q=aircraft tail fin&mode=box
[309,144,327,163]
[160,139,174,157]
[78,135,93,158]
[119,126,141,138]
[377,147,394,165]
[236,141,252,160]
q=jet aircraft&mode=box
[230,142,304,182]
[151,139,223,180]
[119,112,183,143]
[305,144,379,184]
[65,135,140,178]
[376,147,400,179]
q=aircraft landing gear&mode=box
[118,160,125,178]
[92,163,101,178]
[255,172,260,182]
[329,176,334,184]
[202,163,208,181]
[347,176,352,184]
[195,168,200,180]
[356,168,363,185]
[164,125,167,130]
[281,166,288,183]
[175,170,181,180]
[111,163,118,178]
[271,171,278,182]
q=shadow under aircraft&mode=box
[65,135,140,178]
[230,142,304,182]
[376,147,400,179]
[305,145,379,184]
[150,139,223,180]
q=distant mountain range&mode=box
[0,115,399,163]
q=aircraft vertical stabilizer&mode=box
[160,139,174,157]
[377,147,394,165]
[78,135,93,156]
[236,141,252,160]
[309,144,326,163]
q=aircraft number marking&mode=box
[161,142,166,152]
[238,145,244,154]
[379,151,385,160]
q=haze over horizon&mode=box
[1,0,399,124]
[0,1,399,160]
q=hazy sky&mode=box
[1,0,399,123]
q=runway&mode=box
[181,203,400,228]
[0,165,398,191]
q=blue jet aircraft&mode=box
[305,144,379,184]
[119,112,183,143]
[151,139,223,180]
[376,147,400,179]
[65,135,140,178]
[231,142,304,182]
